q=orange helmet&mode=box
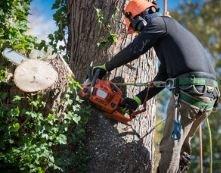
[123,0,157,34]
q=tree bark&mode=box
[68,0,158,172]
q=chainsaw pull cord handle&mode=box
[91,69,100,87]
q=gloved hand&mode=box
[120,96,141,114]
[93,64,107,79]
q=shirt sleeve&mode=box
[136,63,168,104]
[105,16,167,71]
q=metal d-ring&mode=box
[166,78,176,90]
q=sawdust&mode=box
[86,110,151,173]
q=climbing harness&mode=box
[115,72,219,143]
[114,73,219,114]
[176,75,219,111]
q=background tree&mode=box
[67,0,158,172]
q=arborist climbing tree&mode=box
[93,0,220,172]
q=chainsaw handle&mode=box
[130,101,147,118]
[91,69,100,87]
[110,82,122,94]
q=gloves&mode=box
[120,96,142,114]
[93,64,107,79]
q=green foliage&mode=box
[0,79,91,173]
[95,7,118,48]
[52,79,91,173]
[95,8,105,25]
[0,0,47,54]
[49,0,68,54]
[97,33,118,49]
[0,68,7,82]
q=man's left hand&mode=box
[92,64,107,79]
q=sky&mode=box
[27,0,182,40]
[28,0,56,40]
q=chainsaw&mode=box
[79,64,146,124]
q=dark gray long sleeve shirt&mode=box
[105,14,216,103]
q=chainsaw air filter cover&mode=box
[89,80,123,114]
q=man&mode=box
[93,0,220,172]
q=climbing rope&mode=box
[199,118,213,173]
[199,124,203,173]
[163,0,168,16]
[206,118,213,173]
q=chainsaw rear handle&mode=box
[110,82,122,94]
[91,69,100,87]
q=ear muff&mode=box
[149,6,160,14]
[124,12,147,32]
[131,16,147,31]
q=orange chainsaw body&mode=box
[80,79,133,124]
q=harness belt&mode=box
[175,71,218,88]
[172,72,219,111]
[177,77,218,87]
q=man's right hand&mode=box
[93,64,107,79]
[120,97,141,114]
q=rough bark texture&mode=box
[68,0,158,172]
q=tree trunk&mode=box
[68,0,158,172]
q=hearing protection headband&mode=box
[124,6,159,32]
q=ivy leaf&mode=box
[108,33,118,44]
[73,115,81,124]
[41,133,49,140]
[56,134,67,144]
[12,95,22,103]
[37,167,45,173]
[95,7,104,24]
[9,122,20,132]
[9,107,20,117]
[47,113,58,125]
[30,100,40,108]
